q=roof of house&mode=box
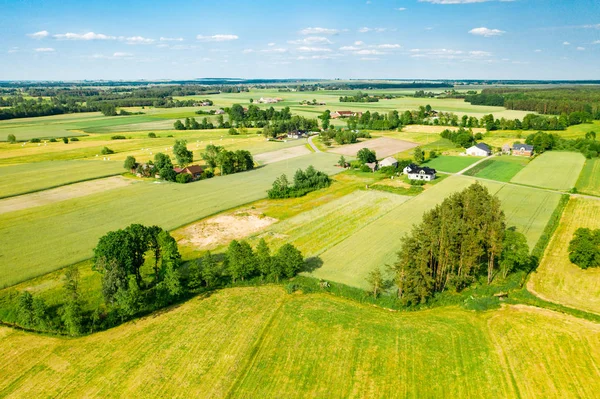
[512,143,534,151]
[365,162,378,170]
[474,143,491,152]
[380,157,398,166]
[405,163,436,175]
[184,165,203,174]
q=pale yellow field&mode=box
[528,198,600,314]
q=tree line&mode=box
[268,166,331,199]
[525,131,599,158]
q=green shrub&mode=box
[101,147,115,155]
[148,132,157,138]
[49,138,57,142]
[70,137,79,142]
[175,173,193,184]
[30,138,41,143]
[62,137,68,144]
[7,134,16,143]
[111,135,126,140]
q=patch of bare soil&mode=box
[178,211,277,250]
[328,137,417,158]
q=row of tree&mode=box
[174,117,214,130]
[268,166,331,199]
[525,131,599,158]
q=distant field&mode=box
[0,153,340,287]
[529,198,600,315]
[576,158,600,196]
[0,160,123,198]
[313,175,562,288]
[511,152,585,190]
[1,286,599,398]
[464,156,529,182]
[423,155,483,173]
[327,137,417,159]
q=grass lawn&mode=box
[528,198,600,315]
[313,175,562,288]
[511,152,586,190]
[464,156,529,182]
[0,153,340,288]
[0,160,123,198]
[575,158,600,196]
[1,286,599,398]
[422,155,483,173]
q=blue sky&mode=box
[1,0,599,80]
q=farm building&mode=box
[215,109,225,114]
[365,162,378,172]
[403,163,437,181]
[174,165,204,180]
[466,143,491,157]
[257,97,283,104]
[331,110,363,119]
[502,144,511,155]
[512,143,534,157]
[379,157,398,168]
[287,130,307,139]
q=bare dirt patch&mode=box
[254,145,311,165]
[0,176,134,214]
[402,124,486,134]
[328,137,417,159]
[178,211,277,250]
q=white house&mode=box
[403,163,437,181]
[379,157,399,168]
[466,143,491,157]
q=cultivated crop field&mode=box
[464,156,529,182]
[576,158,600,196]
[511,152,585,190]
[0,152,340,287]
[0,160,123,198]
[327,137,417,159]
[312,175,562,288]
[423,155,483,173]
[1,286,599,398]
[528,198,600,315]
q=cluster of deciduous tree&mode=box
[345,110,401,130]
[319,127,371,146]
[525,131,599,158]
[440,127,478,148]
[391,184,530,305]
[465,88,600,118]
[173,117,214,130]
[188,239,305,287]
[339,91,380,103]
[226,104,319,133]
[568,228,600,269]
[268,166,331,199]
[200,144,254,175]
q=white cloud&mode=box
[268,42,275,46]
[261,48,288,53]
[360,57,380,61]
[113,52,133,58]
[297,46,332,52]
[583,24,600,29]
[28,30,49,39]
[297,55,334,60]
[409,48,492,61]
[124,36,154,44]
[300,27,339,35]
[355,49,384,55]
[395,7,407,11]
[469,50,492,57]
[8,47,19,53]
[563,41,571,45]
[196,34,238,42]
[594,40,600,44]
[242,49,255,53]
[288,36,333,45]
[354,41,364,46]
[340,46,361,51]
[34,47,55,52]
[54,32,116,40]
[159,37,183,42]
[469,27,505,37]
[376,43,401,49]
[358,27,388,33]
[577,46,585,51]
[534,49,542,52]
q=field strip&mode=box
[0,176,136,214]
[254,145,311,165]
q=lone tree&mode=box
[568,228,600,269]
[124,156,137,171]
[357,148,376,164]
[366,267,385,298]
[173,140,193,167]
[7,134,16,144]
[413,147,425,164]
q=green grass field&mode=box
[0,153,340,288]
[312,175,562,288]
[576,158,600,196]
[0,160,123,198]
[1,286,599,398]
[528,198,600,315]
[464,156,529,182]
[510,152,585,190]
[423,155,483,173]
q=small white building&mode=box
[403,164,437,181]
[466,143,491,157]
[379,157,399,168]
